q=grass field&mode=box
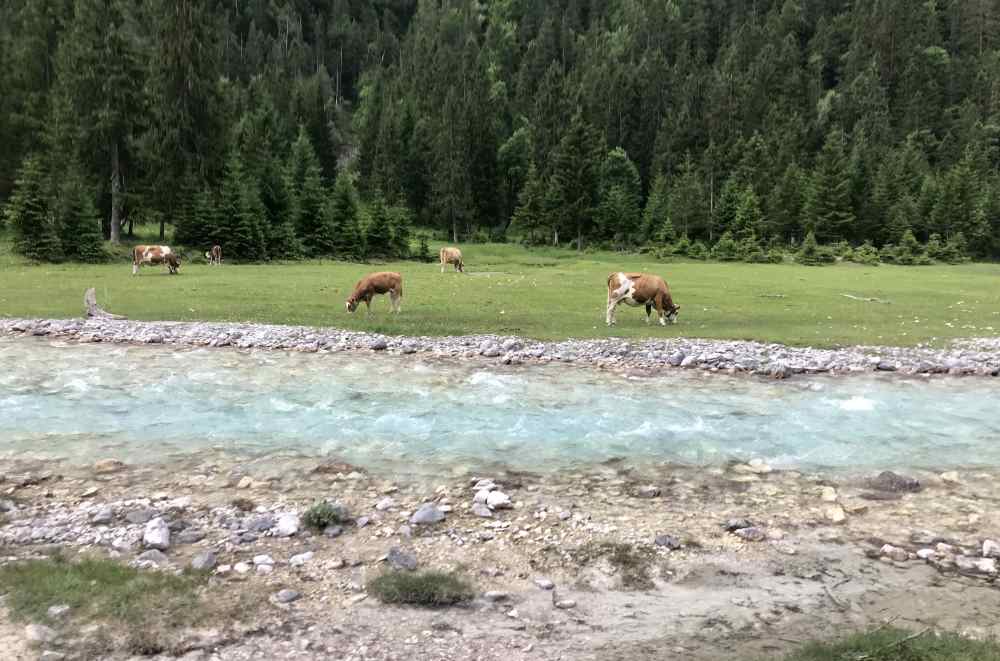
[2,232,999,347]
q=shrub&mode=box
[940,232,969,263]
[368,571,474,606]
[850,241,880,265]
[796,231,836,265]
[711,231,741,261]
[925,233,946,260]
[672,234,692,256]
[766,248,785,263]
[880,243,899,263]
[301,501,351,530]
[687,240,709,260]
[414,233,433,262]
[894,229,926,265]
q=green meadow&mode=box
[2,236,999,347]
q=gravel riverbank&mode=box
[2,316,1000,377]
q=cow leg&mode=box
[655,294,667,326]
[606,298,622,326]
[645,303,653,324]
[440,263,445,273]
[132,263,138,276]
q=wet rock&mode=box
[877,361,897,372]
[867,471,921,493]
[910,530,946,546]
[633,485,661,499]
[668,351,685,367]
[486,491,513,510]
[387,547,417,571]
[273,513,300,537]
[137,549,170,565]
[191,551,217,571]
[733,526,767,542]
[143,517,171,550]
[274,589,301,604]
[126,508,160,525]
[93,458,125,474]
[654,534,682,550]
[472,503,493,518]
[410,503,446,525]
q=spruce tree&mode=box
[364,193,393,259]
[642,173,673,243]
[218,149,267,261]
[511,162,547,245]
[733,186,765,242]
[388,205,413,259]
[287,128,336,257]
[5,154,62,261]
[549,112,604,250]
[327,171,362,259]
[597,147,642,242]
[57,168,104,262]
[804,128,856,243]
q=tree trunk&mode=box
[452,211,458,243]
[110,141,123,244]
[577,223,583,252]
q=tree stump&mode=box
[84,288,126,319]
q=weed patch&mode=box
[368,571,474,606]
[780,628,1000,661]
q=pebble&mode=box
[409,503,446,524]
[191,551,217,571]
[634,485,661,498]
[387,547,418,571]
[91,507,114,525]
[654,534,682,550]
[274,589,301,603]
[126,508,160,525]
[483,591,509,602]
[93,458,125,474]
[25,624,58,645]
[323,525,343,538]
[137,549,170,565]
[824,505,847,524]
[46,605,70,619]
[555,599,576,610]
[176,529,206,544]
[375,497,396,511]
[253,554,275,566]
[734,526,767,542]
[868,471,921,493]
[273,513,300,537]
[290,551,314,566]
[723,518,753,532]
[234,562,252,574]
[820,486,838,502]
[534,578,555,590]
[143,517,171,550]
[983,539,1000,558]
[880,544,909,562]
[472,503,493,518]
[486,491,513,510]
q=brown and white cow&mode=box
[132,245,180,275]
[346,271,403,316]
[606,272,680,326]
[439,247,465,273]
[205,245,222,265]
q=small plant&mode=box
[850,241,881,266]
[301,501,351,530]
[368,571,474,606]
[796,231,836,265]
[414,233,433,262]
[780,627,1000,661]
[711,232,741,261]
[687,240,709,260]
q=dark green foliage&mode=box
[805,128,857,243]
[363,194,393,259]
[687,240,709,260]
[287,128,335,257]
[5,154,62,262]
[797,231,836,266]
[415,233,433,263]
[711,232,741,261]
[779,627,1000,661]
[368,571,474,607]
[850,242,881,265]
[388,205,413,259]
[327,172,362,260]
[56,170,105,262]
[549,113,604,250]
[642,173,673,243]
[893,229,927,265]
[218,149,267,261]
[597,148,642,244]
[510,162,548,245]
[301,502,351,530]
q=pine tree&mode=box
[767,162,806,242]
[804,127,856,242]
[733,186,765,241]
[597,147,642,242]
[667,154,708,240]
[364,193,393,259]
[193,187,221,250]
[218,149,267,261]
[56,167,104,262]
[510,162,547,245]
[642,173,673,243]
[549,112,604,250]
[388,205,413,259]
[327,171,362,259]
[287,128,336,257]
[5,154,61,261]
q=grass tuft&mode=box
[301,501,351,529]
[368,570,474,606]
[781,628,1000,661]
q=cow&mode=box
[205,245,222,265]
[606,272,680,326]
[132,245,181,275]
[346,271,403,316]
[439,247,465,273]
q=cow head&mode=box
[204,251,212,262]
[166,253,181,274]
[666,303,681,324]
[345,296,359,313]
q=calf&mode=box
[439,247,465,273]
[205,245,222,265]
[346,271,403,316]
[606,272,680,326]
[132,245,180,275]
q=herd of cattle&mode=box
[130,244,680,326]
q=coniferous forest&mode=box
[2,0,1000,264]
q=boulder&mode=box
[410,503,446,525]
[387,547,417,571]
[143,518,171,550]
[191,551,217,571]
[273,513,300,537]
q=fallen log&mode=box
[84,288,126,319]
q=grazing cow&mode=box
[205,245,222,265]
[132,245,180,275]
[346,271,403,316]
[606,272,680,326]
[439,247,465,273]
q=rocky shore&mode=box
[2,317,1000,378]
[2,453,999,660]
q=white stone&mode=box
[142,517,171,550]
[273,513,300,537]
[473,489,491,504]
[234,562,252,574]
[916,548,937,561]
[375,497,396,511]
[25,624,57,645]
[824,505,847,525]
[290,551,314,566]
[820,486,838,502]
[486,491,513,510]
[880,544,909,562]
[253,554,274,566]
[982,539,1000,558]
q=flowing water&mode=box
[1,336,998,475]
